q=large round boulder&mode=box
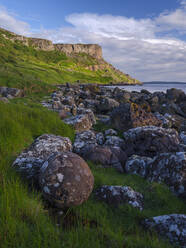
[123,126,181,157]
[39,152,94,208]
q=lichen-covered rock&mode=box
[77,108,96,126]
[39,152,94,208]
[167,88,186,103]
[95,185,144,210]
[180,132,186,145]
[12,134,72,184]
[125,155,153,177]
[98,97,119,113]
[104,136,125,148]
[111,103,162,131]
[81,145,126,172]
[143,214,186,248]
[96,132,105,145]
[0,86,22,98]
[123,126,181,157]
[63,114,92,132]
[73,130,97,154]
[105,129,118,136]
[147,152,186,198]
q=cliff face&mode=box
[0,28,102,59]
[54,44,102,59]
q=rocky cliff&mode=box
[0,28,102,59]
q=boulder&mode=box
[143,214,186,248]
[39,152,94,208]
[166,88,186,103]
[73,130,97,154]
[12,134,72,185]
[77,108,96,126]
[104,129,118,136]
[81,145,126,172]
[125,155,153,177]
[104,136,125,148]
[180,132,186,145]
[96,132,105,145]
[95,185,144,210]
[147,152,186,198]
[98,97,119,113]
[63,114,93,132]
[110,103,162,131]
[123,126,181,157]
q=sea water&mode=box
[109,82,186,93]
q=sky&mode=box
[0,0,186,82]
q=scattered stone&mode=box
[104,136,125,148]
[147,152,186,198]
[123,126,181,157]
[111,103,162,131]
[125,155,153,177]
[105,129,118,136]
[180,132,186,145]
[39,152,94,208]
[98,97,119,113]
[12,134,72,184]
[81,145,126,172]
[143,214,186,248]
[96,132,105,145]
[63,114,93,132]
[73,130,97,154]
[96,185,144,210]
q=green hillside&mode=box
[0,28,139,96]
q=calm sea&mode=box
[109,82,186,93]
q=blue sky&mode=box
[0,0,186,81]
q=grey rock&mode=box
[12,134,72,184]
[125,155,153,177]
[123,126,181,157]
[105,129,118,136]
[96,185,144,210]
[63,114,93,132]
[144,214,186,248]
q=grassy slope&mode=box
[0,28,137,97]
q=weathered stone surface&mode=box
[98,97,119,113]
[73,130,97,154]
[81,145,126,172]
[111,103,162,131]
[77,108,96,126]
[96,185,144,210]
[12,134,72,184]
[167,88,186,103]
[0,97,9,103]
[144,214,186,248]
[104,136,125,148]
[125,155,153,177]
[39,152,94,208]
[105,129,118,136]
[96,132,105,145]
[180,132,186,145]
[123,126,181,157]
[148,152,186,198]
[63,114,92,132]
[0,87,22,98]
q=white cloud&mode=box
[1,2,186,81]
[0,6,30,35]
